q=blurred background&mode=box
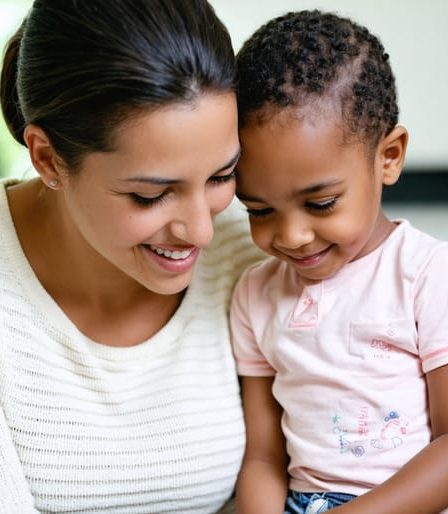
[1,0,447,238]
[0,0,30,178]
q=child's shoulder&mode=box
[387,219,448,277]
[397,219,445,245]
[239,255,284,284]
[233,256,294,307]
[391,219,447,257]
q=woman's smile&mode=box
[143,244,200,273]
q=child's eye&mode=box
[209,170,236,185]
[130,192,167,207]
[246,206,274,218]
[305,197,337,213]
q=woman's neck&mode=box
[7,178,183,346]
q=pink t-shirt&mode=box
[231,221,448,496]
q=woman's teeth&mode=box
[149,245,193,260]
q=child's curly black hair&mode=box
[236,10,399,148]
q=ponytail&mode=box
[1,20,27,146]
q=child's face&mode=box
[236,113,395,283]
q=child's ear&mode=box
[376,125,408,186]
[23,124,66,189]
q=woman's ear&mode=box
[23,124,65,189]
[376,125,408,186]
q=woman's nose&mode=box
[171,196,215,248]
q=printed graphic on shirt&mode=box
[331,408,409,457]
[332,412,366,458]
[371,411,409,450]
[349,319,417,363]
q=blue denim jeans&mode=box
[284,491,356,514]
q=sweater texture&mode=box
[0,179,262,514]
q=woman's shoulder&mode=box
[190,200,266,303]
[205,198,266,273]
[211,198,252,246]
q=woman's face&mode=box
[59,93,239,295]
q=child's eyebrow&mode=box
[236,179,344,203]
[296,179,344,195]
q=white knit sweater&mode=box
[0,179,262,514]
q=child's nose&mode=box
[273,215,314,250]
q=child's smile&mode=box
[236,111,396,283]
[285,244,333,268]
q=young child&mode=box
[231,10,448,514]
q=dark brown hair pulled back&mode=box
[1,0,235,171]
[1,18,26,147]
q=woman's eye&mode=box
[209,170,236,185]
[306,197,337,213]
[246,206,273,218]
[129,192,167,207]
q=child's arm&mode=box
[236,376,289,514]
[331,363,448,514]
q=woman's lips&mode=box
[149,245,195,260]
[142,244,200,273]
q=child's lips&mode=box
[286,246,332,267]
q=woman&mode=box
[0,1,261,512]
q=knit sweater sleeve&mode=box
[0,404,40,513]
[0,218,39,513]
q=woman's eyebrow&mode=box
[215,148,241,173]
[236,191,262,202]
[121,176,179,185]
[119,149,241,186]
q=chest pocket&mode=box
[349,319,419,374]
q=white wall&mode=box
[210,0,448,169]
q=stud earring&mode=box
[48,179,59,189]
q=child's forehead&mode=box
[241,104,344,145]
[242,93,340,127]
[238,108,374,184]
[241,99,376,158]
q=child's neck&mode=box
[357,212,397,261]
